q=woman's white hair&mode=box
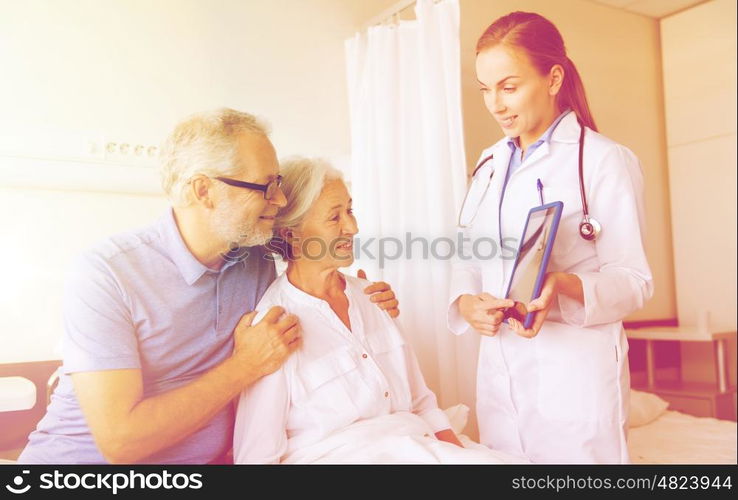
[159,108,270,207]
[276,156,344,233]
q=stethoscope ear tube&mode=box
[458,153,494,228]
[470,153,495,178]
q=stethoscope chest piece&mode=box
[579,216,601,241]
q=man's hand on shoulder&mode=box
[231,306,301,386]
[358,269,400,318]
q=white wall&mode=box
[660,0,737,385]
[0,188,168,362]
[661,0,737,331]
[0,0,386,167]
[0,0,385,362]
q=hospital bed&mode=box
[626,390,737,464]
[445,391,736,465]
[2,380,735,464]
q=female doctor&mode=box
[447,11,653,463]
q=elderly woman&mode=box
[233,157,522,464]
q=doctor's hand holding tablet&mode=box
[448,11,654,464]
[457,293,514,336]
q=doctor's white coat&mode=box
[448,111,654,464]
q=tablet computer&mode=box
[503,201,564,329]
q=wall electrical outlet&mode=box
[98,139,161,165]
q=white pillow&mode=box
[443,404,470,435]
[444,393,668,432]
[629,389,669,427]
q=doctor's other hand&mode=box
[507,273,560,339]
[359,269,400,318]
[459,293,514,336]
[231,306,301,386]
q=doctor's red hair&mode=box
[477,11,598,132]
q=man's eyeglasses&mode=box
[214,175,283,200]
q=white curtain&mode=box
[345,0,478,431]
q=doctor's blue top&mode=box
[500,108,572,208]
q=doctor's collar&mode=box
[506,108,573,151]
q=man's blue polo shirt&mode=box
[18,208,276,463]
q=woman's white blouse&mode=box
[233,273,451,464]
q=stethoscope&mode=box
[457,119,601,241]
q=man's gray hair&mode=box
[159,108,270,207]
[276,156,344,231]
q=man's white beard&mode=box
[238,224,273,247]
[217,218,273,249]
[213,201,273,251]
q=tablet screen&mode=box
[505,204,561,325]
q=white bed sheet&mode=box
[628,410,737,464]
[283,410,527,464]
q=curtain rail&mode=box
[363,0,415,29]
[362,0,444,29]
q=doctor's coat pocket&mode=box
[544,187,580,259]
[296,349,362,422]
[549,229,576,260]
[533,322,615,423]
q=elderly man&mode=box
[18,109,399,464]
